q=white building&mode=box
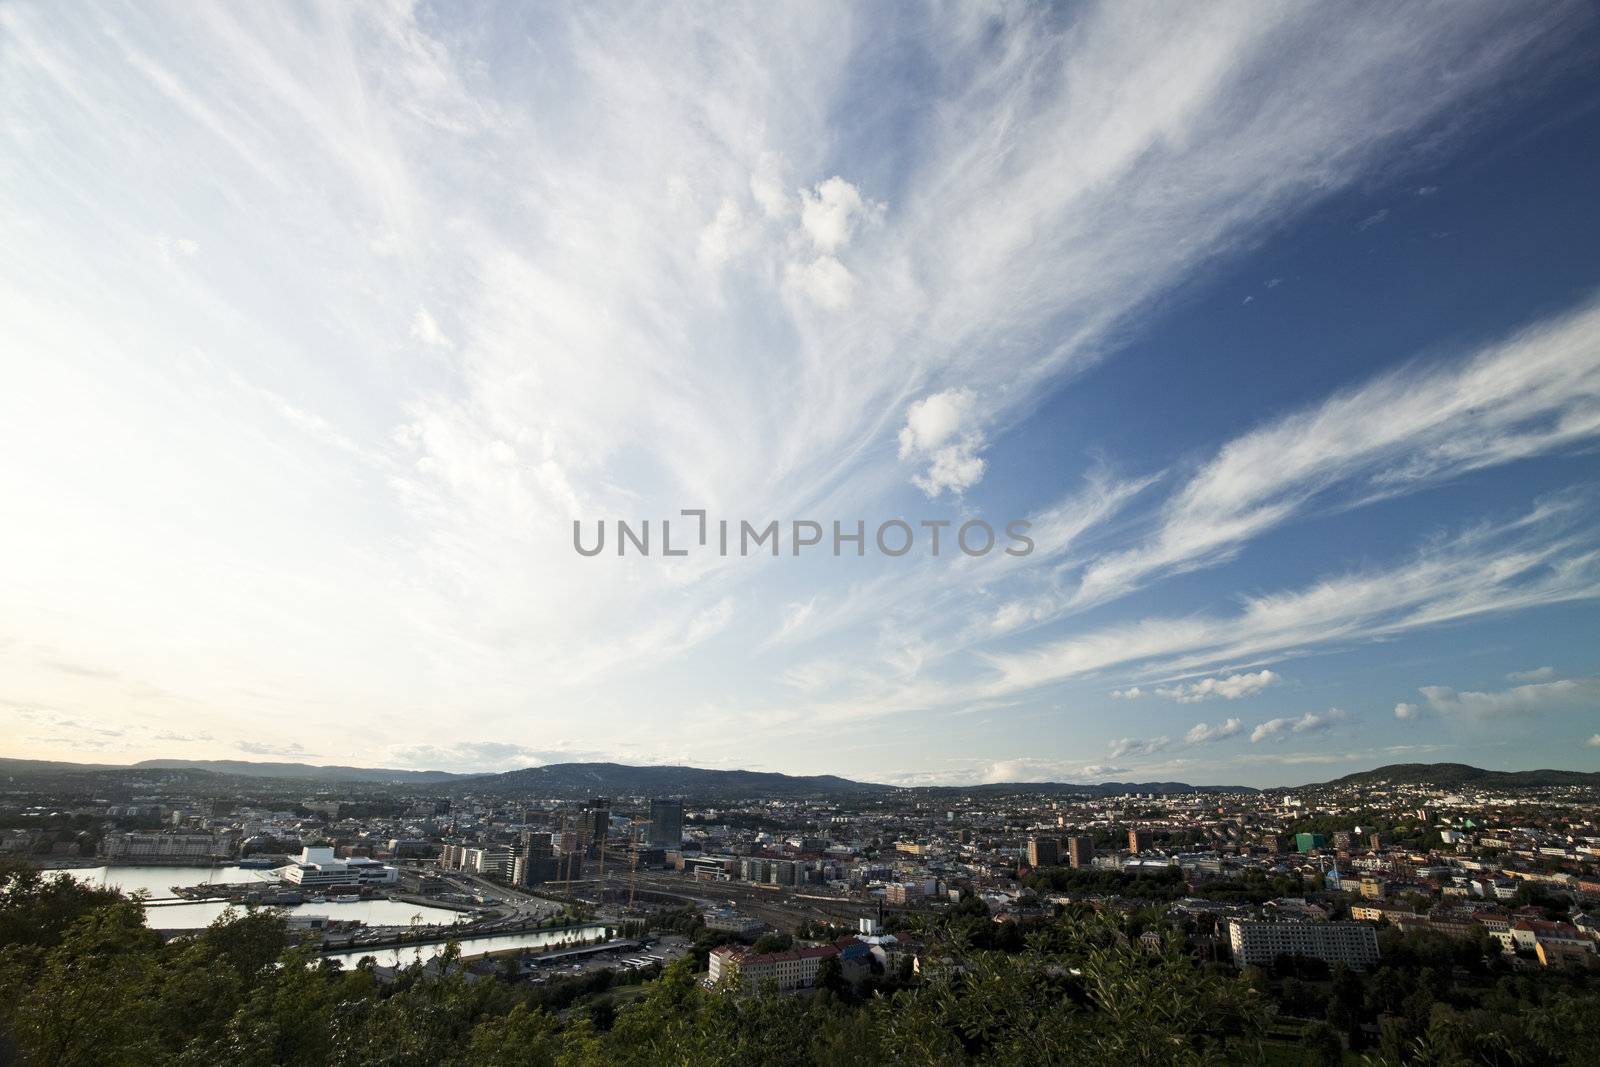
[1228,920,1381,970]
[279,846,397,889]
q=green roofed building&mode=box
[1295,832,1328,853]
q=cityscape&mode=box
[3,757,1600,1062]
[4,1,1600,1064]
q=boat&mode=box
[307,895,326,904]
[236,857,276,869]
[332,894,361,903]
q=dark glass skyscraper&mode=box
[648,798,683,847]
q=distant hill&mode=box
[452,764,1257,798]
[914,780,1257,797]
[0,756,462,786]
[132,759,464,784]
[1313,763,1600,790]
[453,761,890,797]
[3,756,1593,796]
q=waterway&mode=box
[319,925,609,968]
[66,865,467,931]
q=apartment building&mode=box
[101,832,225,862]
[708,944,839,993]
[1228,919,1381,970]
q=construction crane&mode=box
[628,818,652,912]
[560,810,575,898]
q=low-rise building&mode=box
[279,846,397,889]
[101,832,225,862]
[703,911,765,937]
[708,944,839,993]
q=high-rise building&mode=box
[517,831,560,885]
[1068,835,1095,869]
[1027,836,1060,867]
[577,798,611,856]
[1128,829,1153,854]
[648,799,683,848]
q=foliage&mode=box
[0,865,1596,1066]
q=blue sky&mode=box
[1,2,1598,786]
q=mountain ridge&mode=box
[2,757,1595,794]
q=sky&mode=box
[2,1,1599,788]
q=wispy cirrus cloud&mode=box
[1067,296,1600,615]
[978,496,1600,700]
[1,1,1595,778]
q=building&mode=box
[397,868,449,896]
[1128,829,1153,854]
[1027,836,1060,867]
[101,832,225,862]
[1068,836,1095,869]
[516,831,561,886]
[648,799,683,848]
[279,847,398,889]
[1350,902,1414,923]
[1294,833,1329,853]
[576,798,611,856]
[1228,920,1381,970]
[455,846,516,878]
[884,882,924,905]
[703,911,765,937]
[708,944,839,993]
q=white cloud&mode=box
[1110,686,1144,700]
[1108,735,1169,759]
[1586,734,1600,748]
[1414,677,1599,718]
[1357,208,1390,230]
[235,740,309,757]
[1251,708,1347,743]
[697,199,748,269]
[410,306,450,348]
[1068,296,1600,615]
[798,176,874,253]
[898,389,972,456]
[387,740,599,772]
[1394,702,1421,720]
[1506,666,1554,682]
[1076,764,1131,781]
[1,0,1591,775]
[1185,718,1243,744]
[1156,669,1279,703]
[897,388,987,497]
[749,151,791,220]
[980,498,1600,699]
[783,254,854,309]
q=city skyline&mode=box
[3,2,1600,787]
